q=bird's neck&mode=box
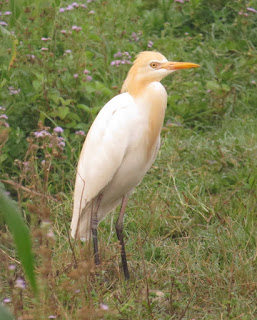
[121,77,148,97]
[134,82,167,158]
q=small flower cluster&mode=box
[41,37,51,41]
[0,11,12,15]
[239,7,257,16]
[33,126,65,150]
[3,273,26,305]
[147,40,153,48]
[0,106,9,128]
[72,25,82,32]
[0,11,12,27]
[73,69,93,81]
[15,278,26,289]
[111,52,132,67]
[59,1,95,12]
[238,11,249,17]
[174,0,189,3]
[131,31,142,42]
[247,7,257,13]
[8,86,20,95]
[60,25,82,36]
[75,130,86,136]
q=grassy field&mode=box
[1,0,257,319]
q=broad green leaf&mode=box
[0,304,14,320]
[57,106,69,120]
[0,187,37,295]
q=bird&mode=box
[71,51,200,279]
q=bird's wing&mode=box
[72,92,137,232]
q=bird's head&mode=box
[121,51,200,96]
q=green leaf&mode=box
[0,304,15,320]
[76,104,91,113]
[0,187,37,295]
[206,80,220,91]
[57,106,69,120]
[50,107,70,120]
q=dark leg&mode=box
[116,195,129,280]
[91,195,102,265]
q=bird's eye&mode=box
[150,62,158,68]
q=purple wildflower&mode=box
[58,141,65,149]
[75,130,86,136]
[34,130,50,138]
[15,278,26,289]
[83,69,90,74]
[131,32,139,41]
[73,73,79,79]
[26,54,35,60]
[0,114,8,119]
[88,10,95,14]
[48,316,57,319]
[3,298,11,303]
[71,25,82,32]
[4,11,12,15]
[41,37,51,41]
[80,4,87,8]
[8,264,16,270]
[23,161,30,172]
[148,41,153,48]
[85,75,93,82]
[41,47,49,51]
[111,60,121,66]
[111,59,131,66]
[114,51,122,58]
[46,229,55,238]
[0,21,8,26]
[174,0,184,3]
[66,5,74,11]
[0,106,6,110]
[59,8,65,13]
[60,30,67,34]
[247,7,257,13]
[54,126,64,133]
[65,49,72,53]
[100,303,109,311]
[72,2,79,7]
[8,87,20,95]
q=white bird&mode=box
[71,51,199,279]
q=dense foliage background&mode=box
[1,0,257,319]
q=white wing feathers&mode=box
[71,93,136,239]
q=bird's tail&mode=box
[71,202,92,241]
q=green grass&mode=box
[0,0,257,319]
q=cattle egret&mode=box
[71,51,200,279]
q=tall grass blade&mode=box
[0,188,38,295]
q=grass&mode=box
[0,0,257,319]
